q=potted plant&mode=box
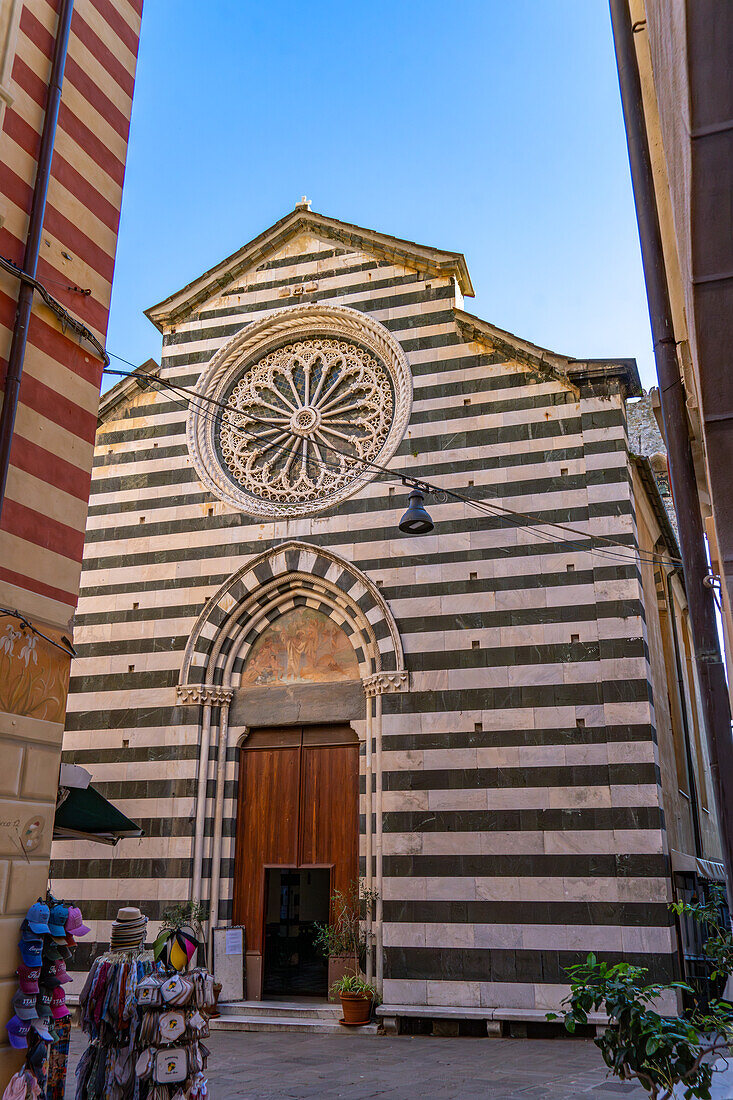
[314,882,379,1026]
[330,973,378,1026]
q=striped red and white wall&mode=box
[0,0,141,1082]
[0,0,142,625]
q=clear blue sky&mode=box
[105,0,655,390]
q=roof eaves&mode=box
[631,453,681,561]
[145,208,475,331]
[97,359,160,425]
[453,309,574,389]
[565,358,642,398]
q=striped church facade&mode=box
[53,208,717,1019]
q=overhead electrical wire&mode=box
[102,362,683,571]
[0,244,685,572]
[104,361,681,569]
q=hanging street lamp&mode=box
[398,485,434,535]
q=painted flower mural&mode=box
[0,618,68,722]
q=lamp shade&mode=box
[398,488,434,534]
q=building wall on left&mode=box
[0,0,141,1081]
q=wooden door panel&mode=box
[233,745,300,954]
[300,743,359,906]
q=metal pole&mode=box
[610,0,733,914]
[0,0,74,514]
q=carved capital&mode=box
[176,684,234,706]
[362,671,409,697]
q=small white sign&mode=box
[225,927,243,956]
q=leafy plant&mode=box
[670,884,733,984]
[161,900,209,932]
[161,900,210,966]
[329,973,379,1003]
[548,954,733,1100]
[313,881,378,973]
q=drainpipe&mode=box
[0,0,74,514]
[666,567,703,858]
[610,0,733,915]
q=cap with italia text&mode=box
[16,963,41,994]
[6,1016,30,1049]
[12,989,38,1021]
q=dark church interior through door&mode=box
[233,724,359,1000]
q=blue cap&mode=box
[6,1015,30,1049]
[48,904,68,937]
[25,902,51,935]
[19,937,43,966]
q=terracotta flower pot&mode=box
[339,991,373,1026]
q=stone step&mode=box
[217,1000,341,1020]
[210,1013,378,1035]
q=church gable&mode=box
[193,227,447,325]
[145,205,473,332]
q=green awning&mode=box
[54,784,143,846]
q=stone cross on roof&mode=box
[295,195,312,210]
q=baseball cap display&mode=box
[42,940,61,962]
[50,987,69,1020]
[40,962,61,990]
[24,902,51,935]
[18,937,43,967]
[27,1039,49,1075]
[16,964,40,995]
[20,920,43,941]
[48,903,69,937]
[6,1015,30,1049]
[54,957,72,984]
[12,990,38,1022]
[65,906,90,937]
[31,1017,55,1042]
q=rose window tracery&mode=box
[218,338,394,505]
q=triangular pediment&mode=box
[145,206,474,331]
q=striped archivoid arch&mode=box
[178,540,405,692]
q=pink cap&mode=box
[16,964,40,995]
[50,987,69,1020]
[54,957,72,984]
[65,906,90,937]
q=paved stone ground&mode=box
[63,1027,733,1099]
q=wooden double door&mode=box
[233,724,358,999]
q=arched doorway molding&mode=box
[176,540,407,992]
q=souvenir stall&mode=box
[4,895,90,1100]
[74,907,214,1099]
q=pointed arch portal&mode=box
[177,540,407,998]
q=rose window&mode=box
[218,338,394,505]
